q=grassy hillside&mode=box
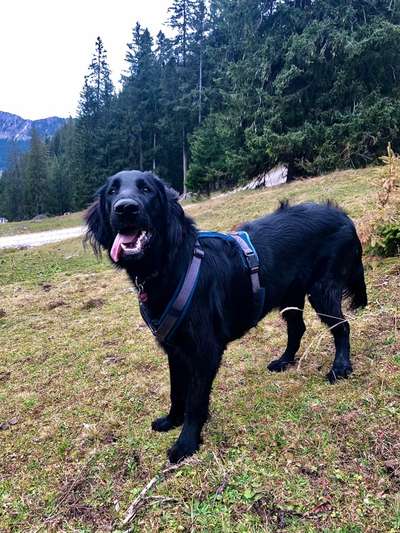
[0,168,399,532]
[0,211,83,237]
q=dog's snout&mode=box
[113,199,140,217]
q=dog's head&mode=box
[85,170,186,269]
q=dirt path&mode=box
[0,226,85,249]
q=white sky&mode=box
[0,0,170,120]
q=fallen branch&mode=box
[215,473,229,496]
[121,458,199,527]
[211,451,230,496]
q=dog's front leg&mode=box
[167,350,221,463]
[152,349,187,432]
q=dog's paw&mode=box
[151,415,182,432]
[326,365,352,384]
[167,439,199,463]
[267,358,295,373]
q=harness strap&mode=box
[230,231,265,326]
[230,232,261,293]
[140,242,204,343]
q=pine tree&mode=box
[168,0,197,194]
[47,119,76,214]
[75,36,115,204]
[0,143,26,220]
[123,24,157,171]
[168,0,196,66]
[190,0,208,125]
[25,127,49,216]
[78,36,114,117]
[154,31,183,189]
[113,23,158,174]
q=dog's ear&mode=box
[149,173,186,253]
[149,174,174,203]
[149,174,185,222]
[84,185,113,255]
[164,186,189,266]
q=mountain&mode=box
[0,111,66,169]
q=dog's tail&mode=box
[345,248,368,310]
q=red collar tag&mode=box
[138,291,148,303]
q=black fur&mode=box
[85,170,368,463]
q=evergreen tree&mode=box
[122,23,158,171]
[154,31,183,189]
[25,127,49,216]
[188,0,400,191]
[78,36,114,117]
[168,0,197,194]
[189,0,208,125]
[47,119,76,214]
[6,0,400,221]
[0,143,26,220]
[75,36,114,205]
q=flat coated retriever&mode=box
[86,170,367,463]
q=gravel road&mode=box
[0,226,85,250]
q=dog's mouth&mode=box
[110,230,151,262]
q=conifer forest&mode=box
[1,0,400,220]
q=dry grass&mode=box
[0,166,399,532]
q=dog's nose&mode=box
[113,199,140,217]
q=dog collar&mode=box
[134,271,159,302]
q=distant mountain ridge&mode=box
[0,111,66,141]
[0,111,66,169]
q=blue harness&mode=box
[139,231,265,344]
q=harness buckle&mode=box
[245,253,259,270]
[194,247,205,258]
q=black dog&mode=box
[86,170,367,463]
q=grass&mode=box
[0,211,83,237]
[0,166,399,532]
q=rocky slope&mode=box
[0,111,66,169]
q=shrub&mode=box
[360,143,400,257]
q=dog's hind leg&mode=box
[152,349,187,432]
[268,292,306,373]
[308,282,352,384]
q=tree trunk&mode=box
[153,132,157,172]
[139,128,144,171]
[182,126,188,195]
[183,1,187,67]
[198,48,203,125]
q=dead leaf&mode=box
[82,298,105,310]
[46,300,67,310]
[0,371,11,382]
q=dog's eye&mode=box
[108,186,117,195]
[142,186,151,193]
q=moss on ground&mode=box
[0,166,399,532]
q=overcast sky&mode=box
[0,0,170,120]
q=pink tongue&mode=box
[110,233,137,262]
